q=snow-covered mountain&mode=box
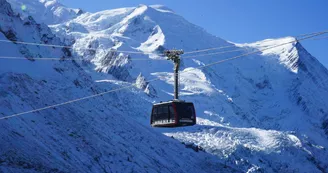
[6,0,83,24]
[1,0,328,172]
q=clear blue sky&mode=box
[59,0,328,68]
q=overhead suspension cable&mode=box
[0,30,325,57]
[0,31,327,61]
[182,30,328,55]
[0,56,165,61]
[181,31,328,59]
[296,30,328,38]
[193,30,327,70]
[183,45,237,55]
[2,33,326,61]
[181,49,245,59]
[309,35,328,41]
[0,29,326,121]
[0,39,164,55]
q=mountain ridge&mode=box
[6,0,83,24]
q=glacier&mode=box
[1,0,328,172]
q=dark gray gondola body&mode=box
[151,101,196,127]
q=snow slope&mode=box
[0,1,238,172]
[2,0,328,172]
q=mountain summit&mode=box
[2,0,328,172]
[7,0,83,24]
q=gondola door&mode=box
[168,105,176,125]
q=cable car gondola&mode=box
[151,49,196,127]
[151,100,196,127]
